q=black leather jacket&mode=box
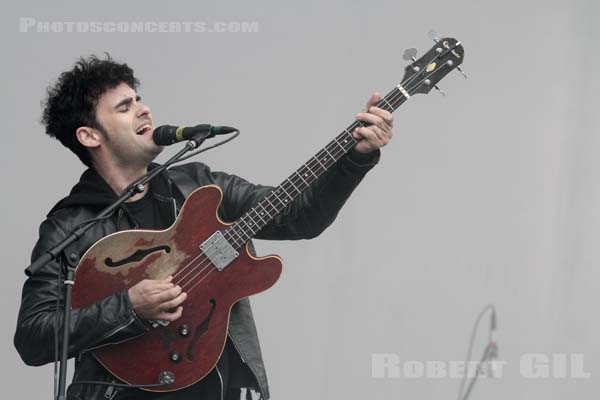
[14,151,378,399]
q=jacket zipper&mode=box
[104,380,117,399]
[215,365,224,400]
[86,317,143,351]
[172,198,179,218]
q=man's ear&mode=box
[76,126,102,149]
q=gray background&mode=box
[2,0,599,398]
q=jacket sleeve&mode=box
[182,149,380,240]
[14,217,148,367]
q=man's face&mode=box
[93,82,162,169]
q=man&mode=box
[14,55,393,399]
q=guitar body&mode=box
[72,185,283,392]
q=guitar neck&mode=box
[222,85,410,248]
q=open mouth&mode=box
[135,124,152,135]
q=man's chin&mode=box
[147,145,165,162]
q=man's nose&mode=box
[137,102,151,118]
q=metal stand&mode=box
[26,135,210,400]
[461,341,498,400]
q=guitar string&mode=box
[216,44,459,248]
[168,47,451,283]
[218,47,459,248]
[168,45,461,292]
[169,62,433,285]
[171,57,458,293]
[168,46,456,286]
[170,89,398,289]
[173,60,457,296]
[169,100,396,285]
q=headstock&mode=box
[400,35,465,96]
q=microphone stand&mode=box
[456,304,497,400]
[25,134,210,400]
[460,341,497,400]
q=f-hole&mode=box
[104,245,171,267]
[186,299,217,361]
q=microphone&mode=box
[153,124,236,146]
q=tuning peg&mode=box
[456,66,468,79]
[433,85,446,96]
[428,29,439,43]
[403,48,418,61]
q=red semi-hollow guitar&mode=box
[72,38,465,392]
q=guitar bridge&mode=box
[200,231,239,271]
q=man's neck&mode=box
[94,162,150,202]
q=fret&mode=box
[317,151,332,167]
[238,216,256,237]
[297,167,313,182]
[256,203,269,222]
[304,163,318,179]
[229,225,244,243]
[263,196,279,215]
[244,213,259,231]
[285,178,301,194]
[228,235,242,249]
[381,96,394,111]
[278,184,293,200]
[223,83,412,251]
[270,189,288,207]
[323,145,343,160]
[312,155,327,172]
[214,35,467,252]
[323,145,335,160]
[340,132,355,148]
[295,171,309,187]
[333,137,347,152]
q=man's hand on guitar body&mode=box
[353,92,394,154]
[128,275,187,322]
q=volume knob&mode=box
[179,324,191,337]
[170,351,182,363]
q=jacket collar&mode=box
[48,163,174,216]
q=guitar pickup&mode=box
[200,231,239,271]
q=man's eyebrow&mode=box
[113,95,141,110]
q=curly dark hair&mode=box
[41,54,139,166]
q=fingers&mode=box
[356,108,393,129]
[352,92,394,154]
[368,106,394,126]
[364,92,382,111]
[155,306,184,322]
[354,110,392,143]
[143,283,175,296]
[353,127,386,149]
[160,291,187,310]
[152,284,183,302]
[128,276,188,321]
[135,276,174,294]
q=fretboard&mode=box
[222,84,411,249]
